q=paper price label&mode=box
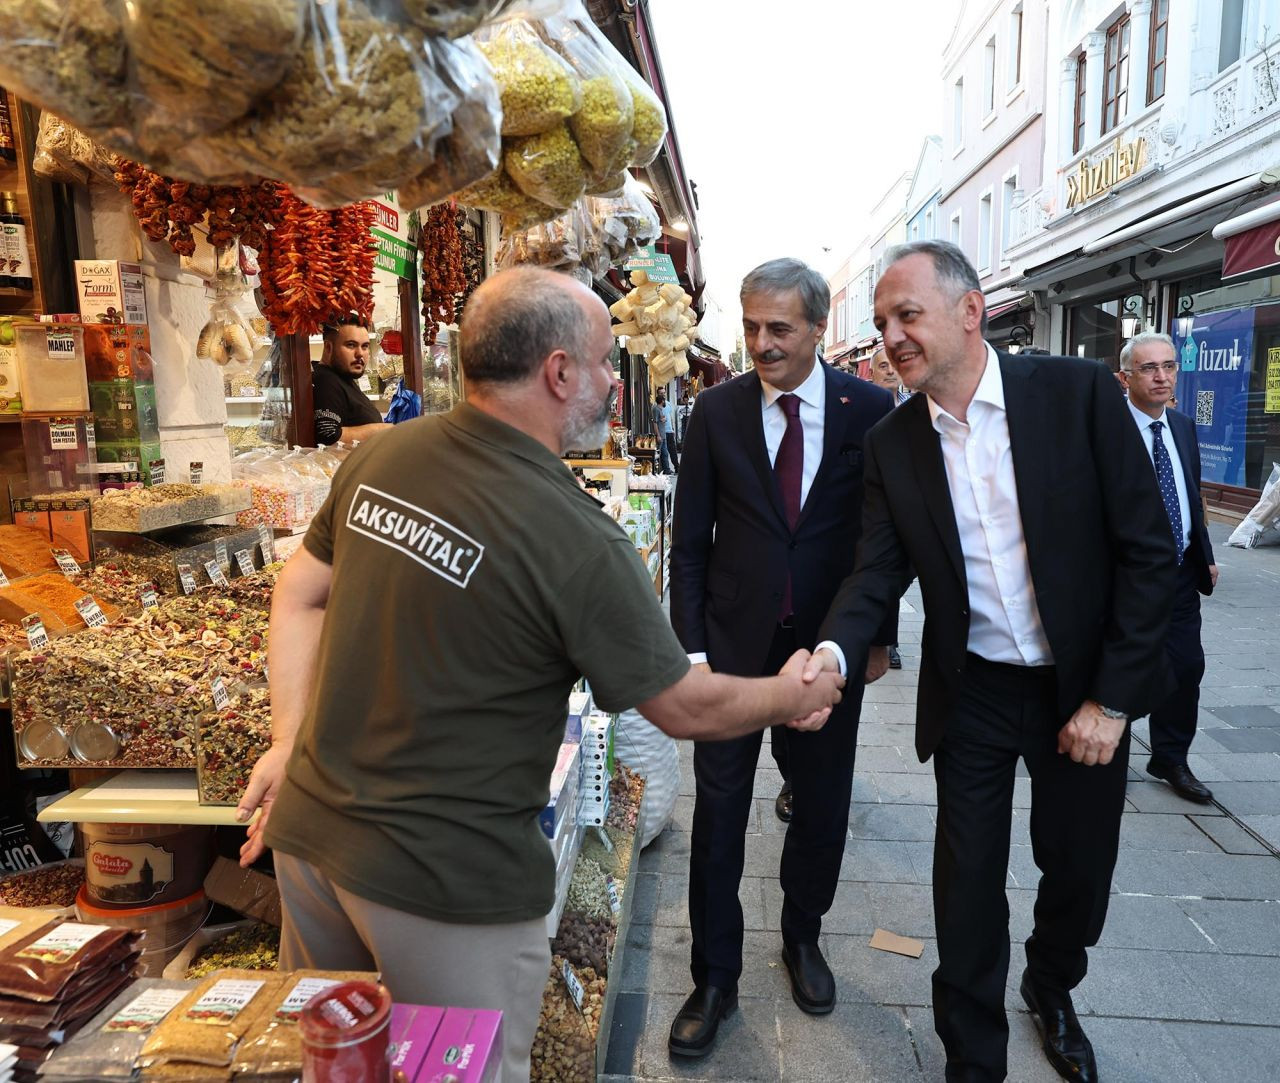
[178,563,198,594]
[21,614,49,651]
[140,584,159,610]
[103,987,188,1033]
[561,960,585,1012]
[148,458,166,486]
[0,568,9,588]
[605,876,622,916]
[189,461,204,485]
[215,539,230,571]
[234,549,256,577]
[211,677,230,711]
[258,525,275,563]
[47,332,78,362]
[593,826,614,854]
[74,595,109,628]
[204,559,229,587]
[48,419,79,449]
[51,548,83,576]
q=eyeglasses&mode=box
[1128,361,1178,377]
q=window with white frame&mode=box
[1219,0,1244,70]
[1000,172,1018,263]
[949,210,962,245]
[953,77,965,144]
[978,192,993,271]
[1008,5,1024,89]
[983,38,997,115]
[836,296,846,343]
[925,207,935,237]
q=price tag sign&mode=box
[211,677,230,711]
[74,595,109,628]
[177,563,198,595]
[148,458,166,486]
[189,461,204,485]
[234,549,256,577]
[0,568,9,588]
[593,826,614,854]
[258,525,275,564]
[605,876,622,917]
[560,960,585,1013]
[51,549,82,576]
[204,559,229,588]
[215,539,230,571]
[140,584,159,610]
[48,419,79,450]
[21,614,49,651]
[47,331,77,361]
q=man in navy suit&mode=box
[667,258,897,1058]
[1120,333,1219,803]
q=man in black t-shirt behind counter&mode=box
[235,268,846,1082]
[312,317,393,445]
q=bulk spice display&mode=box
[0,863,84,908]
[197,688,272,806]
[418,203,467,334]
[185,925,281,980]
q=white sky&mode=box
[647,0,954,344]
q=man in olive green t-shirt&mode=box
[235,268,845,1082]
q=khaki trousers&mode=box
[274,851,550,1083]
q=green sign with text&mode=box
[624,245,680,285]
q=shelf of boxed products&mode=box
[35,769,257,827]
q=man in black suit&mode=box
[804,241,1176,1082]
[667,258,896,1058]
[1120,332,1218,803]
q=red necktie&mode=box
[775,393,803,619]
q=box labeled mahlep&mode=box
[75,260,148,325]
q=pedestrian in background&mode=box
[668,257,896,1059]
[1120,332,1218,803]
[805,241,1175,1082]
[653,389,676,473]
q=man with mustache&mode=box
[668,258,896,1058]
[312,316,393,446]
[804,241,1175,1081]
[235,268,846,1083]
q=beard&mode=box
[562,381,614,451]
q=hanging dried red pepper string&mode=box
[419,202,466,344]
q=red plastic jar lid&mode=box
[299,981,393,1050]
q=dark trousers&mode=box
[665,432,680,471]
[1148,561,1205,767]
[656,434,673,474]
[769,724,789,781]
[687,624,864,991]
[932,654,1129,1082]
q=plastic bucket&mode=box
[80,821,214,908]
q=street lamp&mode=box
[1007,325,1031,354]
[1173,294,1195,338]
[1119,293,1150,339]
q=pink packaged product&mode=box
[416,1008,502,1083]
[387,1002,445,1082]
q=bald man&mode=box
[235,269,845,1082]
[869,347,910,405]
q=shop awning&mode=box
[1215,199,1280,281]
[985,295,1028,322]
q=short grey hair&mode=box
[740,258,830,326]
[883,240,987,332]
[1119,331,1175,371]
[459,268,594,384]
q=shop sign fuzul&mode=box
[1066,137,1148,209]
[371,191,415,281]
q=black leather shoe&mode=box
[668,985,737,1058]
[781,941,835,1014]
[775,782,793,823]
[888,645,902,669]
[1147,759,1214,804]
[1020,972,1097,1082]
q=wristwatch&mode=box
[1096,703,1128,721]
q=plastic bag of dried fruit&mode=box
[537,1,632,174]
[455,164,559,226]
[474,11,582,137]
[394,0,512,38]
[173,0,462,203]
[588,172,660,260]
[613,708,678,848]
[396,35,503,211]
[120,0,304,149]
[496,205,582,270]
[575,200,610,278]
[33,112,90,185]
[504,123,589,209]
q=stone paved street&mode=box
[605,522,1280,1081]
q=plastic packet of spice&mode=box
[0,908,53,954]
[140,969,283,1069]
[231,969,380,1077]
[0,953,137,1030]
[395,35,502,211]
[475,14,582,137]
[39,978,190,1080]
[0,922,136,1002]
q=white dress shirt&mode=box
[1126,399,1191,552]
[820,345,1051,677]
[688,355,826,667]
[760,355,826,507]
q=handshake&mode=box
[777,647,846,732]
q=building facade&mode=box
[906,136,945,242]
[1004,0,1280,494]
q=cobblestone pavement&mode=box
[604,522,1280,1082]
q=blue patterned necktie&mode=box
[1149,420,1185,564]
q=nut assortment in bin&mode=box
[197,686,272,806]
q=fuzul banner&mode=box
[1171,307,1255,485]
